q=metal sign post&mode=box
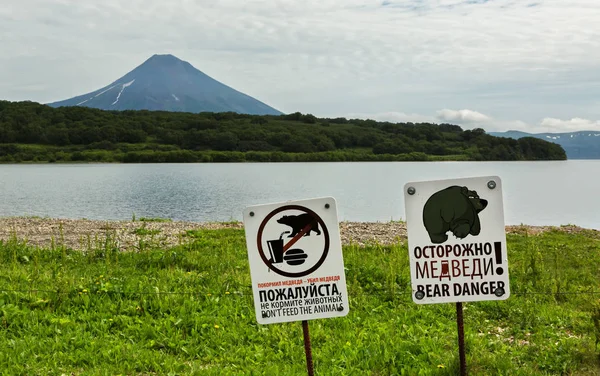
[456,302,466,376]
[302,320,315,376]
[404,176,511,374]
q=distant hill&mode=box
[47,54,282,116]
[0,101,567,163]
[489,130,600,159]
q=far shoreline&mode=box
[0,216,596,252]
[0,159,579,165]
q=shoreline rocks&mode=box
[0,217,595,251]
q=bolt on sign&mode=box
[404,176,510,304]
[243,197,349,324]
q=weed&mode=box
[133,227,161,236]
[593,299,600,350]
[139,217,172,223]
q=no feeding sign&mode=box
[404,176,511,304]
[243,197,349,324]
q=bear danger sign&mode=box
[243,197,349,324]
[404,176,510,304]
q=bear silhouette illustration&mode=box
[422,185,488,244]
[277,213,321,237]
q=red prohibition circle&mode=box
[256,205,330,278]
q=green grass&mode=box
[0,228,598,375]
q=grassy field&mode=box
[0,227,598,375]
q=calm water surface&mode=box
[0,161,597,229]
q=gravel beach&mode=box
[0,217,595,251]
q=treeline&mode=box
[0,100,566,162]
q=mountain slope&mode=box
[489,130,600,159]
[47,54,282,116]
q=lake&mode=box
[0,161,597,229]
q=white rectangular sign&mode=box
[243,197,350,324]
[404,176,510,304]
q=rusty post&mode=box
[302,320,314,376]
[456,302,467,376]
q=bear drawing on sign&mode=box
[422,185,488,244]
[277,213,321,237]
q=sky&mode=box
[2,0,600,133]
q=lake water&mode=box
[0,161,597,229]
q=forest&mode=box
[0,100,567,163]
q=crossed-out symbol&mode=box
[256,205,330,278]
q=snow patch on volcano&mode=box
[111,79,135,105]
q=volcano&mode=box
[47,54,282,115]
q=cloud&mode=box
[538,117,600,132]
[350,109,600,133]
[348,109,503,130]
[436,109,492,123]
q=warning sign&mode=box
[243,197,350,324]
[404,176,510,304]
